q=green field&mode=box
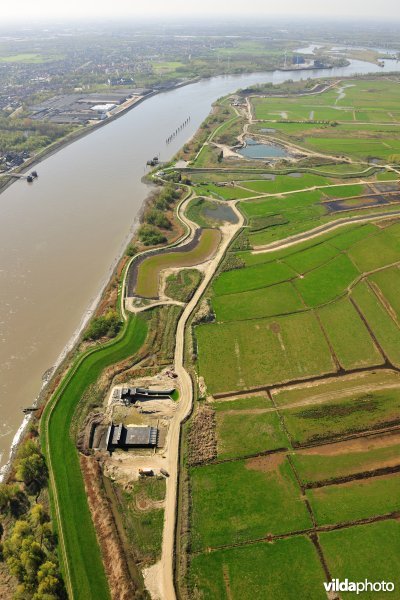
[318,297,384,370]
[196,311,335,394]
[307,473,400,525]
[320,521,400,599]
[294,253,359,307]
[190,458,312,550]
[281,387,400,445]
[240,173,329,194]
[213,260,295,295]
[351,281,400,367]
[190,536,327,600]
[249,79,400,161]
[215,396,289,459]
[194,183,255,200]
[0,52,60,63]
[212,281,303,321]
[369,265,400,320]
[282,241,339,274]
[293,436,400,483]
[135,229,221,297]
[272,370,400,407]
[41,316,148,600]
[213,395,270,411]
[321,184,366,198]
[348,229,400,271]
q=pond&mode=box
[238,137,289,159]
[203,202,239,224]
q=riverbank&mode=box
[0,60,346,198]
[0,56,398,481]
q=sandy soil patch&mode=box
[299,430,400,457]
[245,452,285,473]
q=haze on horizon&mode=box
[1,0,400,23]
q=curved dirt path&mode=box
[252,209,400,254]
[143,201,244,600]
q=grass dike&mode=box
[40,315,148,600]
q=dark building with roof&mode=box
[106,423,158,450]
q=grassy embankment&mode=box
[41,315,148,600]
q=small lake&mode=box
[238,138,289,159]
[203,202,239,224]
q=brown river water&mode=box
[0,58,396,473]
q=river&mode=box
[0,58,397,473]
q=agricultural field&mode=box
[183,77,400,600]
[190,458,312,550]
[319,521,400,599]
[186,369,400,598]
[307,473,400,525]
[193,182,255,200]
[189,536,327,600]
[292,432,400,483]
[250,79,400,161]
[197,220,400,395]
[213,395,289,459]
[281,387,400,445]
[196,311,336,394]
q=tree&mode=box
[16,453,47,492]
[0,483,27,516]
[20,539,45,584]
[17,439,41,461]
[29,504,48,528]
[34,560,64,599]
[138,224,167,246]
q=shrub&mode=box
[145,209,171,229]
[83,310,121,341]
[138,224,167,246]
[126,244,137,257]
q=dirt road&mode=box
[252,209,400,253]
[143,201,244,599]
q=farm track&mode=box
[252,209,400,253]
[212,362,400,401]
[138,191,245,599]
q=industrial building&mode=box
[106,423,158,450]
[28,88,151,124]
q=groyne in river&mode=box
[0,58,397,473]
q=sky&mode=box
[2,0,400,22]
